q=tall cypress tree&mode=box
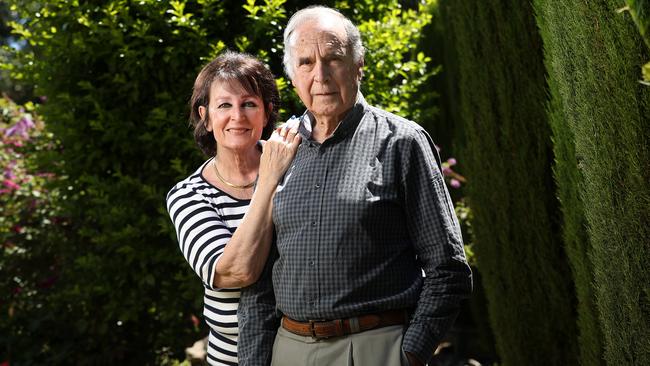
[439,1,579,364]
[535,1,650,364]
[534,2,605,365]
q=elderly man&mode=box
[238,5,472,366]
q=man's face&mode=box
[289,20,362,122]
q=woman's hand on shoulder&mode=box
[258,122,301,185]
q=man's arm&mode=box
[400,129,473,365]
[237,246,281,366]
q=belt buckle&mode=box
[308,320,329,340]
[308,320,317,338]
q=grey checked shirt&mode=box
[238,94,472,365]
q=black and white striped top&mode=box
[167,158,250,365]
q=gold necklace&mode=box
[212,158,256,189]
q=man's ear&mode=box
[198,106,211,131]
[357,58,365,81]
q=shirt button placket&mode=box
[309,146,325,313]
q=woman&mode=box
[166,51,300,365]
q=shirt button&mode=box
[309,259,315,266]
[314,183,320,189]
[311,221,317,227]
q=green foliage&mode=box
[0,3,34,103]
[620,0,650,83]
[534,3,605,364]
[0,96,68,364]
[624,0,650,47]
[3,0,231,363]
[2,0,440,363]
[440,1,579,365]
[535,0,650,364]
[338,0,439,124]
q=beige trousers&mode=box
[270,324,410,366]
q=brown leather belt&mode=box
[281,309,408,340]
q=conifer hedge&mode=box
[535,1,650,364]
[439,1,579,365]
[534,4,605,365]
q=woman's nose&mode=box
[230,107,243,120]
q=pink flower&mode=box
[4,168,16,180]
[4,116,35,139]
[442,166,453,176]
[447,158,457,166]
[191,314,200,328]
[450,179,461,189]
[39,275,58,289]
[2,179,20,190]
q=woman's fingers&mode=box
[284,126,299,142]
[290,133,301,149]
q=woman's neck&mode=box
[214,146,260,181]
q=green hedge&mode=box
[3,0,439,363]
[535,0,650,364]
[534,3,605,365]
[440,1,579,365]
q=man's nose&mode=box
[314,60,330,83]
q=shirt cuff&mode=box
[402,323,439,365]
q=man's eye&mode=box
[299,59,312,66]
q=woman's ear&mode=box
[198,106,211,131]
[265,103,274,126]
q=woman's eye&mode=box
[217,102,231,109]
[243,101,257,108]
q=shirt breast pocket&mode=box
[364,157,398,203]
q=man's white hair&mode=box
[282,6,365,80]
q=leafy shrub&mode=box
[2,0,441,363]
[0,95,67,364]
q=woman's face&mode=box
[199,80,268,154]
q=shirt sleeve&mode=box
[166,186,231,290]
[237,245,281,366]
[399,129,473,364]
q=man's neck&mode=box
[311,116,340,143]
[311,107,354,143]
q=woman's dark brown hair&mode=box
[190,50,279,156]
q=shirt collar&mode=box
[298,93,368,145]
